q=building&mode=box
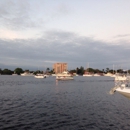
[53,63,68,74]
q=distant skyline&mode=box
[0,0,130,70]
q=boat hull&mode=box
[56,76,73,80]
[34,76,45,78]
[116,87,130,99]
[21,73,34,76]
[83,75,93,76]
[115,76,127,81]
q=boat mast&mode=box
[113,64,114,74]
[87,62,89,72]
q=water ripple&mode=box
[0,76,130,130]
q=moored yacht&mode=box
[83,72,93,76]
[93,73,101,76]
[12,72,18,76]
[115,84,130,99]
[56,71,74,80]
[115,76,127,81]
[110,74,130,99]
[52,74,56,76]
[114,73,127,81]
[21,72,34,76]
[104,72,114,77]
[34,74,46,78]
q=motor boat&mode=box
[115,75,127,81]
[56,71,74,80]
[115,83,130,99]
[34,74,46,78]
[110,74,130,99]
[83,72,93,76]
[21,72,34,76]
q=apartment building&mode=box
[53,63,68,74]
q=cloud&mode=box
[0,0,71,31]
[0,30,130,70]
[114,34,130,38]
[0,0,38,30]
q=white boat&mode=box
[12,73,18,76]
[56,71,74,80]
[72,73,79,76]
[110,74,130,99]
[115,76,127,81]
[115,83,130,99]
[83,72,93,76]
[34,75,46,78]
[83,74,93,76]
[44,74,49,77]
[52,74,56,76]
[83,62,93,76]
[21,72,34,76]
[93,73,101,76]
[34,73,47,78]
[104,72,114,77]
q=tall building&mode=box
[53,63,68,74]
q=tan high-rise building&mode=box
[53,63,68,74]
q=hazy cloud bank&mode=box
[0,30,130,70]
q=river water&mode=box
[0,75,130,130]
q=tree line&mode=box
[69,66,130,75]
[0,67,129,75]
[0,68,53,75]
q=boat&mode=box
[44,74,49,77]
[35,75,45,78]
[114,73,127,81]
[56,71,74,80]
[104,72,114,77]
[83,74,93,76]
[52,74,56,76]
[72,73,79,76]
[115,84,130,99]
[93,73,101,76]
[83,72,93,76]
[12,71,18,76]
[83,63,93,76]
[20,72,34,76]
[12,74,18,76]
[115,75,127,81]
[110,74,130,99]
[34,73,49,78]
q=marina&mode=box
[0,0,130,129]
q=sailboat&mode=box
[83,63,93,76]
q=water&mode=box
[0,75,130,130]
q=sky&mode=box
[0,0,130,71]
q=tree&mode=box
[69,69,76,74]
[14,68,23,75]
[3,69,13,75]
[80,66,84,75]
[106,68,109,73]
[46,68,50,73]
[117,69,123,73]
[0,69,2,74]
[87,68,94,73]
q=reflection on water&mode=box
[0,75,130,130]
